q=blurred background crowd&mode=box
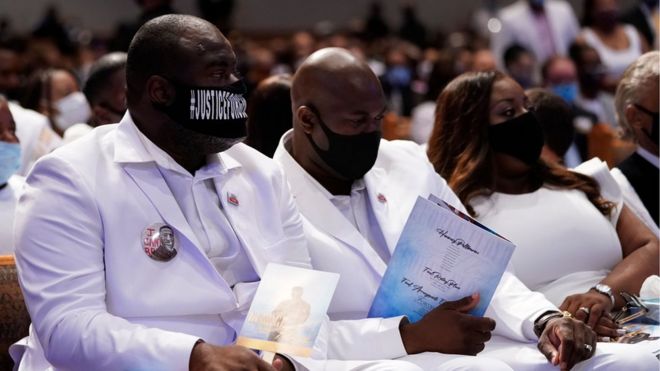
[0,0,658,168]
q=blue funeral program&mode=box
[368,195,515,322]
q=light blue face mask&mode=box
[0,141,21,185]
[551,83,579,104]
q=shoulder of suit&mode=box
[376,139,431,167]
[223,142,283,174]
[37,124,117,169]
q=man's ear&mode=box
[625,104,642,130]
[296,106,316,134]
[146,76,174,105]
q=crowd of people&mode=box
[0,0,659,370]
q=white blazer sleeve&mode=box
[486,270,558,341]
[325,316,407,360]
[14,156,199,370]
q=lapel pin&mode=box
[142,223,178,262]
[377,193,387,203]
[227,192,239,206]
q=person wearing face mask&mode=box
[578,0,650,91]
[10,15,311,371]
[491,0,580,69]
[541,56,600,166]
[0,43,62,177]
[63,52,128,144]
[0,95,22,254]
[273,47,630,371]
[20,68,92,137]
[428,70,659,370]
[612,51,659,230]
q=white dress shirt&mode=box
[135,127,258,287]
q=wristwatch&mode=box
[591,283,615,307]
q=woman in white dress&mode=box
[426,70,659,335]
[579,0,649,90]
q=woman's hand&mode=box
[559,291,614,331]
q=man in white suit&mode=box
[274,48,657,370]
[12,15,310,370]
[491,0,580,68]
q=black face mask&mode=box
[489,111,544,166]
[635,104,659,146]
[155,78,248,138]
[305,105,381,180]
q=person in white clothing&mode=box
[491,0,580,68]
[428,70,658,369]
[11,15,311,371]
[0,96,23,254]
[578,0,649,88]
[273,47,621,371]
[7,102,61,176]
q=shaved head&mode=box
[126,14,231,106]
[291,48,382,115]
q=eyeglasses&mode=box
[613,292,649,325]
[634,104,659,118]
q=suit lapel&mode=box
[364,167,400,256]
[122,162,206,257]
[284,160,387,275]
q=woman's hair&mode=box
[427,71,615,217]
[614,51,660,142]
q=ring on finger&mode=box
[584,343,593,354]
[578,307,590,316]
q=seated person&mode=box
[0,95,22,254]
[427,70,659,337]
[11,15,309,370]
[20,68,91,137]
[274,47,655,371]
[613,51,659,228]
[526,88,576,165]
[245,74,293,157]
[63,52,128,143]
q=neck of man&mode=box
[133,113,207,174]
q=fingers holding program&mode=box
[399,293,496,356]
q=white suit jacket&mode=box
[274,130,557,361]
[13,114,311,370]
[491,0,580,67]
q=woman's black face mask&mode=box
[305,104,381,180]
[155,78,248,139]
[489,111,545,166]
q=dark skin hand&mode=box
[189,343,293,371]
[537,317,597,371]
[560,205,659,335]
[399,293,496,356]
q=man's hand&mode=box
[559,291,614,331]
[537,317,597,371]
[400,293,496,356]
[189,342,280,371]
